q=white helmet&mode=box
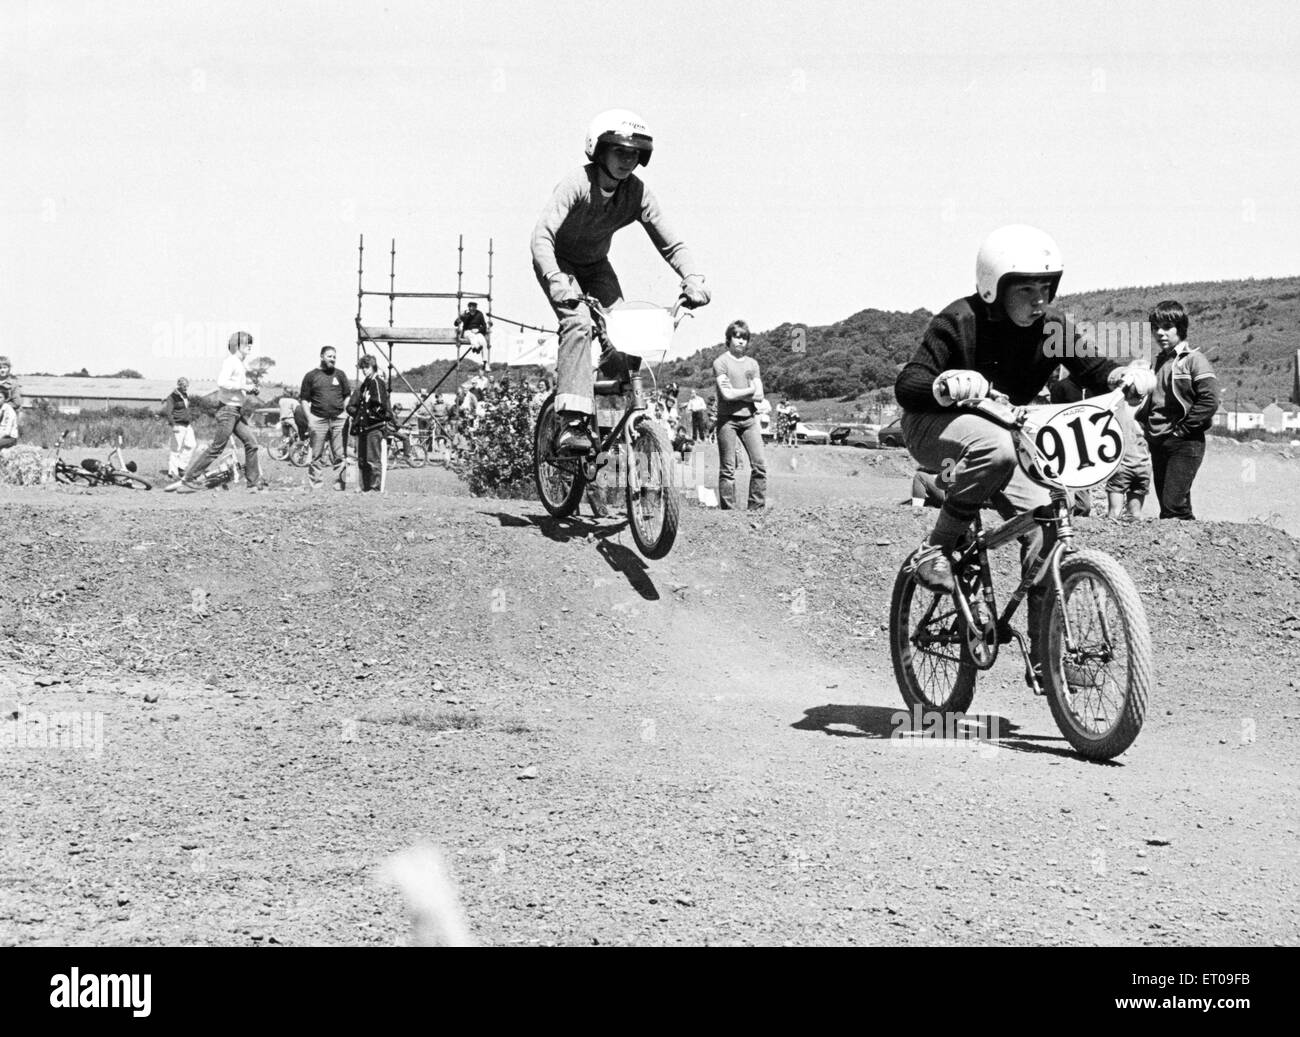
[585,109,653,167]
[975,225,1063,304]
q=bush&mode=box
[0,445,47,485]
[450,379,538,499]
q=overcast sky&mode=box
[4,0,1298,380]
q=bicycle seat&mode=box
[593,348,643,395]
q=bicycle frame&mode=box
[940,391,1132,671]
[553,296,684,497]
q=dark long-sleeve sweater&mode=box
[531,164,698,280]
[300,367,352,420]
[346,375,393,434]
[895,295,1120,412]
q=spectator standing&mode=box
[162,376,196,480]
[346,355,395,492]
[688,389,707,442]
[0,386,18,450]
[713,318,767,510]
[455,302,492,371]
[0,357,20,432]
[1136,300,1220,520]
[173,331,266,492]
[1105,398,1152,520]
[300,346,352,490]
[705,395,717,441]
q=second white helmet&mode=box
[585,109,654,167]
[975,225,1063,304]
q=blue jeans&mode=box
[1147,433,1204,519]
[717,412,767,509]
[185,404,261,486]
[536,258,623,416]
[309,415,347,485]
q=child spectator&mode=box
[713,318,767,510]
[0,356,20,421]
[346,355,395,492]
[1136,300,1220,520]
[0,386,18,450]
[1105,398,1152,520]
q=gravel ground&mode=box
[2,440,1298,946]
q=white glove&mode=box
[679,274,710,309]
[932,370,990,407]
[547,272,581,308]
[1114,365,1156,401]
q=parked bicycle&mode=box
[533,297,685,560]
[889,388,1153,760]
[383,427,428,468]
[53,431,152,490]
[268,418,310,467]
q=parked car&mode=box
[794,422,831,445]
[877,419,906,448]
[829,424,880,448]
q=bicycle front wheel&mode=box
[106,470,153,490]
[889,556,977,717]
[1036,549,1153,760]
[289,440,310,467]
[403,441,428,468]
[625,419,679,559]
[533,393,586,518]
[268,437,292,461]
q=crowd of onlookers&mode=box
[0,297,1225,520]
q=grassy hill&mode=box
[660,275,1300,411]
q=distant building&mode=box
[1214,406,1266,431]
[17,376,216,414]
[1261,401,1300,432]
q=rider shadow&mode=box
[480,511,660,601]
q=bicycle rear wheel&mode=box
[889,555,977,716]
[533,393,586,518]
[268,436,292,461]
[625,419,679,559]
[1037,549,1152,760]
[106,470,153,490]
[289,440,310,467]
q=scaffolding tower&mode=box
[354,234,493,433]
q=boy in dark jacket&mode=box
[1136,300,1219,519]
[346,355,395,492]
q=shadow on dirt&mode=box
[482,511,660,601]
[791,703,1107,761]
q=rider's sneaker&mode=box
[556,416,592,456]
[174,478,203,494]
[910,542,955,593]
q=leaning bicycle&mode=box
[533,297,685,560]
[53,431,152,490]
[889,388,1153,761]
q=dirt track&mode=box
[2,443,1299,946]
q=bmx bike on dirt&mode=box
[53,431,152,490]
[532,296,687,560]
[889,388,1154,761]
